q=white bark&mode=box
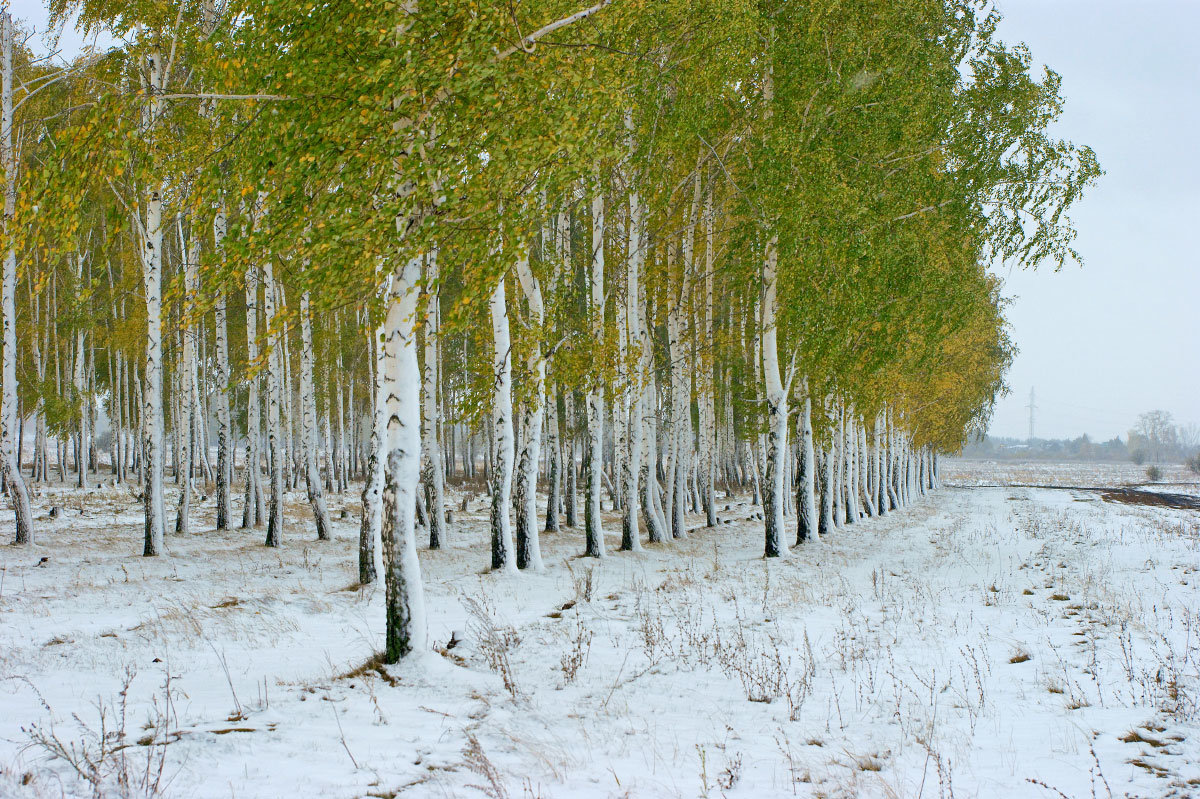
[72,253,89,490]
[832,403,845,525]
[665,241,689,540]
[489,272,517,571]
[422,248,447,549]
[263,259,285,547]
[300,288,332,540]
[585,187,605,558]
[544,388,560,533]
[174,230,200,535]
[360,303,386,584]
[700,186,717,527]
[761,233,788,557]
[242,259,265,528]
[0,10,31,545]
[514,243,545,569]
[334,359,347,493]
[820,441,835,536]
[133,48,170,554]
[858,420,876,516]
[558,207,577,530]
[844,412,858,523]
[620,180,643,551]
[213,205,233,529]
[872,412,886,515]
[381,254,427,660]
[642,364,668,542]
[797,387,818,543]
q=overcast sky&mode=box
[987,0,1199,440]
[10,0,1198,442]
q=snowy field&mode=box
[2,462,1199,798]
[942,459,1196,491]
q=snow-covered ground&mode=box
[944,459,1195,489]
[2,462,1198,798]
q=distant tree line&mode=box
[960,434,1132,462]
[960,410,1200,470]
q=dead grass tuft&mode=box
[340,654,400,687]
[1119,729,1167,747]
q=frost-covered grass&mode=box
[2,463,1199,797]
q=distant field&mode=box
[943,458,1199,492]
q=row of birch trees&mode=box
[0,0,1099,660]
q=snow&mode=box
[2,462,1198,798]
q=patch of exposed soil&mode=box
[1097,488,1200,510]
[951,484,1200,510]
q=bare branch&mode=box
[494,1,612,61]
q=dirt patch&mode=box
[950,485,1200,510]
[1097,488,1200,511]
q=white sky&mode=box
[9,0,1197,442]
[987,0,1200,440]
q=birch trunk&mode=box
[832,404,845,525]
[139,189,167,545]
[514,244,545,569]
[819,443,835,536]
[642,366,668,542]
[422,249,446,549]
[174,231,200,536]
[796,387,818,543]
[0,11,31,544]
[72,256,89,491]
[263,260,285,547]
[665,242,687,539]
[300,289,332,540]
[213,206,233,529]
[700,188,717,527]
[335,362,347,493]
[544,390,560,533]
[360,307,386,584]
[761,233,788,557]
[137,48,174,556]
[620,181,643,551]
[584,188,605,558]
[241,260,265,527]
[380,254,427,661]
[559,209,577,530]
[489,273,517,571]
[873,412,887,516]
[846,413,859,523]
[564,393,577,528]
[858,421,876,516]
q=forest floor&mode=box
[1,461,1199,799]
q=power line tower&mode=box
[1026,387,1037,442]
